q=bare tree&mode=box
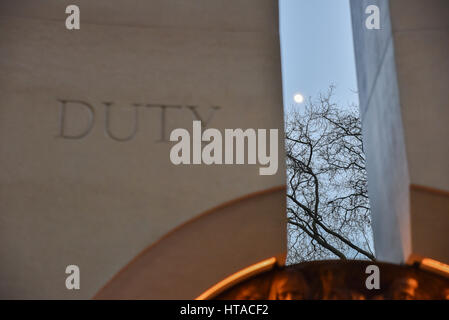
[286,86,375,263]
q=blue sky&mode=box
[280,1,374,260]
[279,0,359,113]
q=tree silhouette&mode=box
[286,86,375,263]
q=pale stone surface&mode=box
[390,0,449,264]
[350,0,449,264]
[350,0,392,117]
[358,38,411,263]
[0,1,285,298]
[95,188,286,299]
[390,0,449,31]
[394,28,449,192]
[0,0,279,32]
[410,186,449,264]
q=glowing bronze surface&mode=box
[213,260,449,300]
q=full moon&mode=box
[294,93,304,103]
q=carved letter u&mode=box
[104,102,139,142]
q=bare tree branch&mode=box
[286,87,375,263]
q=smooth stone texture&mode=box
[350,0,392,117]
[359,39,411,263]
[95,188,286,300]
[410,186,449,264]
[0,0,279,32]
[0,1,285,299]
[394,29,449,192]
[389,0,449,264]
[390,0,449,31]
[351,0,449,264]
